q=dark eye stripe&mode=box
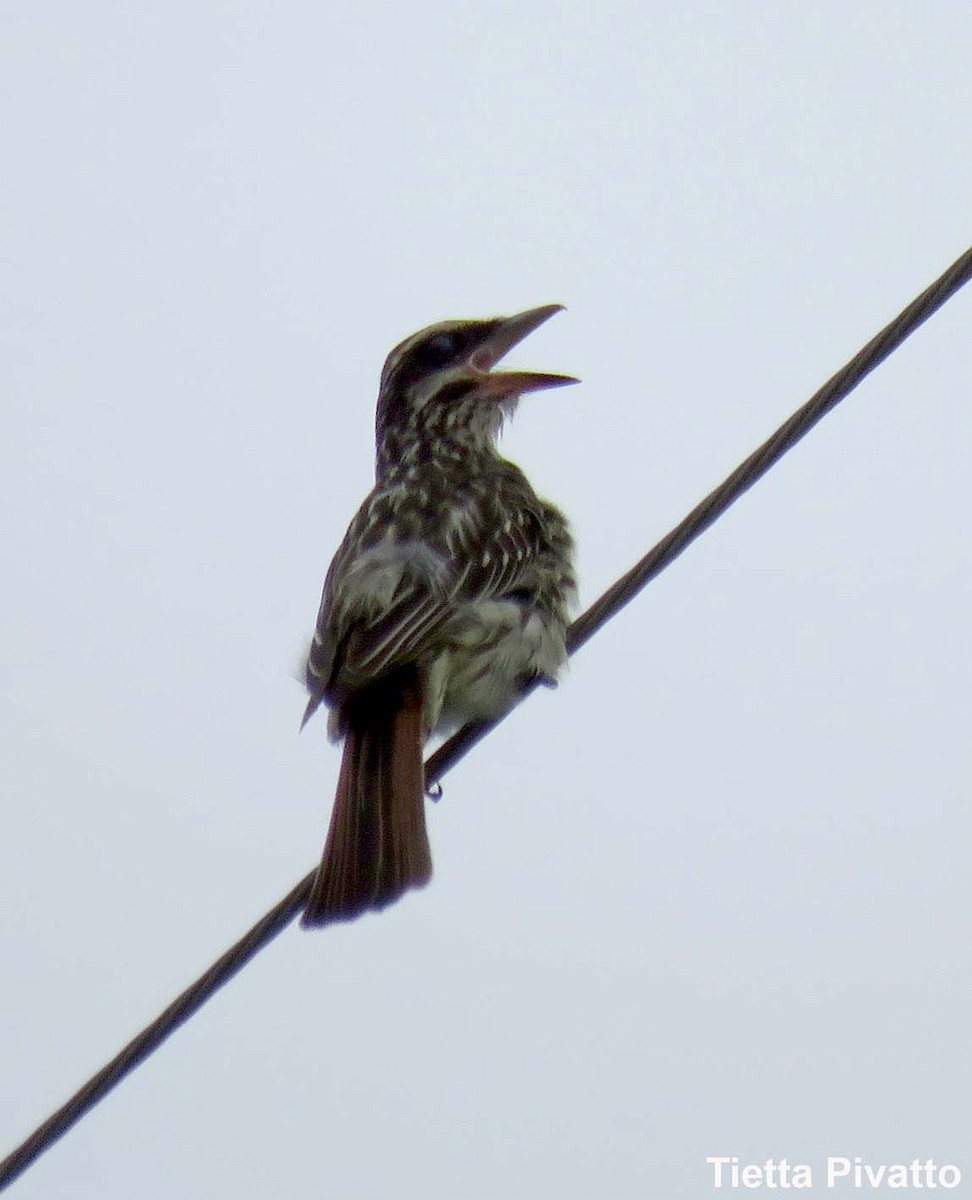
[423,332,458,364]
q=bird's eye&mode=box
[421,332,459,366]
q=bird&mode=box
[300,304,577,928]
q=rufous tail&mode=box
[301,671,431,927]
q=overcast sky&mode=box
[2,4,970,1197]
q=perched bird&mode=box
[301,304,577,927]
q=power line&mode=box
[2,245,970,1193]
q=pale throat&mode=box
[375,387,514,478]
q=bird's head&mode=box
[374,304,577,462]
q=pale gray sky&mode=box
[2,4,970,1197]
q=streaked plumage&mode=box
[301,305,577,927]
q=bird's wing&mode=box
[309,487,546,700]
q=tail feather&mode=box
[301,671,431,927]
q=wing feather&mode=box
[309,482,551,704]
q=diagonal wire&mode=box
[2,245,970,1193]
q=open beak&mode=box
[468,304,578,398]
